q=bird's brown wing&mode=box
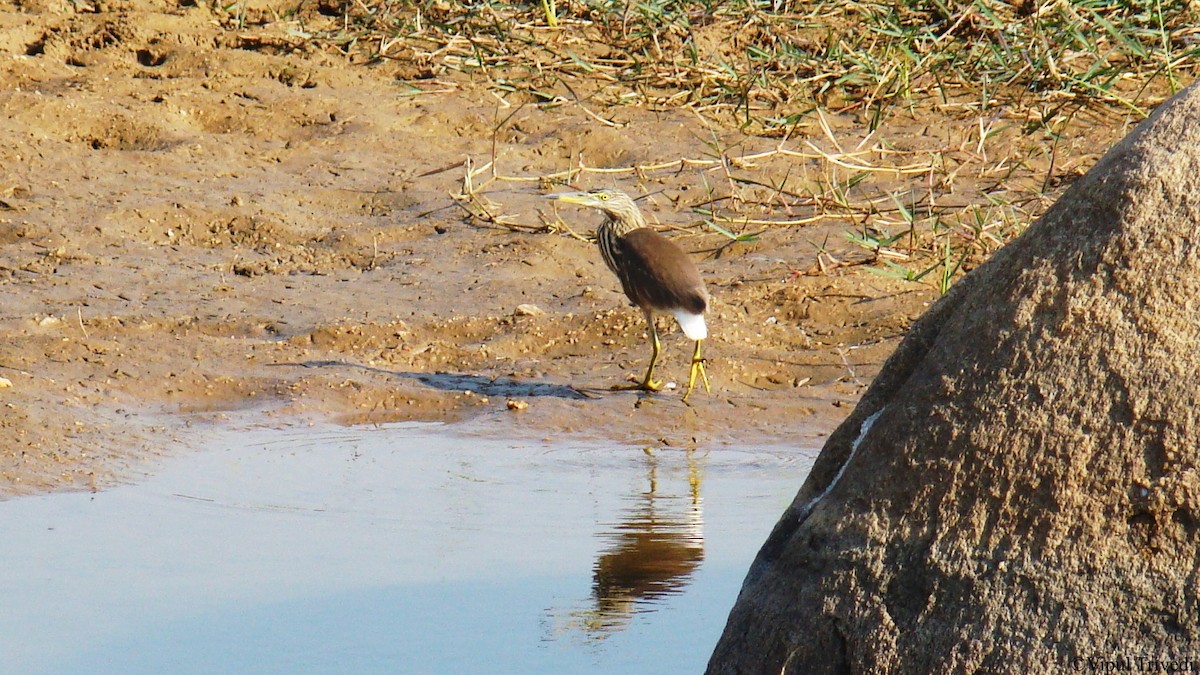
[612,228,708,314]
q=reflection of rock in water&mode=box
[586,459,704,635]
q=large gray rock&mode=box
[708,83,1200,673]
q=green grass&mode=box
[257,0,1200,128]
[214,0,1198,292]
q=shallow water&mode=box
[0,422,818,674]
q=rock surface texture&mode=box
[708,83,1200,673]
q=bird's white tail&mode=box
[672,310,708,340]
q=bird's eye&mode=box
[598,193,609,201]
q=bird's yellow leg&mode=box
[682,339,710,403]
[639,321,664,391]
[614,310,664,392]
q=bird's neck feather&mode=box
[602,213,644,237]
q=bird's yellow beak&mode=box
[548,192,593,206]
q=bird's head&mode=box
[549,189,645,228]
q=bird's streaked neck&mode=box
[600,209,646,237]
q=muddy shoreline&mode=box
[4,0,1124,494]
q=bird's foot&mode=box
[612,374,664,392]
[682,357,710,403]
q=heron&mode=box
[550,189,710,402]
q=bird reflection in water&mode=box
[569,451,706,638]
